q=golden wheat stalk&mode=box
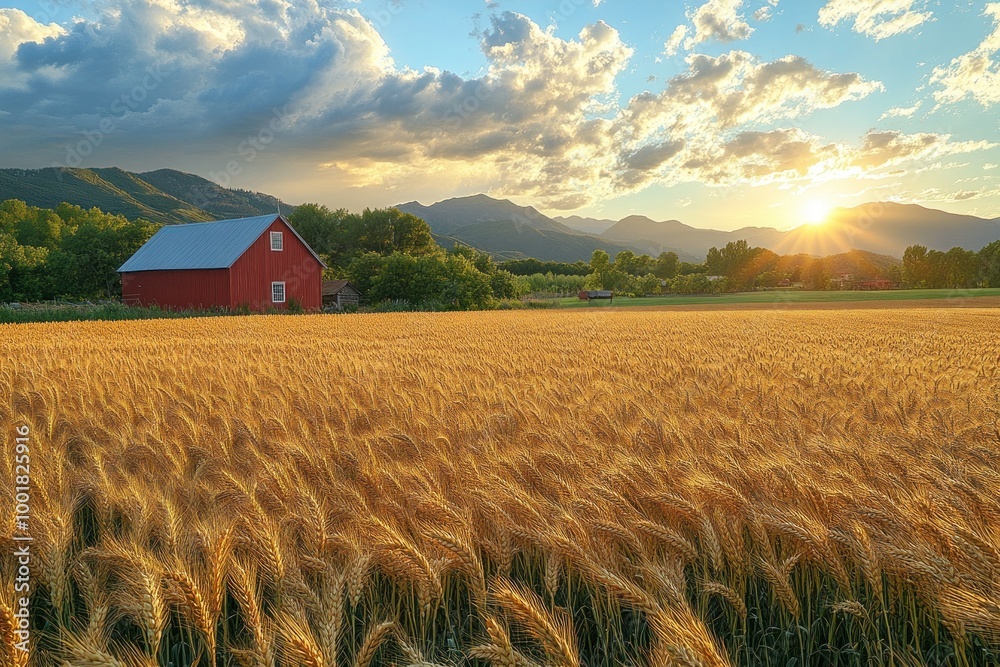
[275,611,326,667]
[702,582,748,623]
[353,620,396,667]
[756,554,801,619]
[648,607,734,667]
[468,615,539,667]
[492,577,579,667]
[426,527,487,612]
[229,559,276,667]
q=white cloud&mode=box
[753,0,780,22]
[0,8,63,59]
[0,8,64,88]
[685,0,754,49]
[879,101,921,120]
[646,51,884,131]
[668,129,988,189]
[662,0,756,58]
[848,131,994,171]
[906,185,1000,205]
[818,0,932,40]
[601,52,889,195]
[931,3,1000,107]
[663,24,688,57]
[0,1,990,211]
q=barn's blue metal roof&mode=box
[118,214,312,272]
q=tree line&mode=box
[0,199,529,309]
[3,198,999,307]
[902,244,1000,288]
[0,200,156,302]
[288,204,527,310]
[579,239,1000,295]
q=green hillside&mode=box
[0,168,213,224]
[0,167,293,225]
[139,169,294,220]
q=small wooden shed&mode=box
[322,280,362,309]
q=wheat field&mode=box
[2,308,999,667]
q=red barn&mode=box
[118,214,325,312]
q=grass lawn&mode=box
[557,288,1000,308]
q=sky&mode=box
[1,0,999,231]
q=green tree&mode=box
[0,233,20,301]
[590,249,610,274]
[706,240,760,284]
[14,210,63,250]
[361,253,445,305]
[804,259,829,290]
[497,258,591,276]
[524,272,587,296]
[678,261,707,276]
[637,273,661,295]
[288,203,346,258]
[0,200,30,233]
[9,245,49,300]
[348,208,436,257]
[450,244,497,274]
[347,250,503,310]
[48,211,157,298]
[342,252,385,297]
[490,270,529,300]
[902,245,929,287]
[450,245,531,301]
[653,251,679,280]
[705,246,723,276]
[588,249,629,291]
[942,247,979,288]
[441,254,494,309]
[613,250,638,275]
[756,270,780,288]
[671,273,713,294]
[292,205,438,271]
[980,240,1000,287]
[0,233,52,301]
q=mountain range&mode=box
[400,195,1000,261]
[395,195,682,262]
[2,167,997,262]
[577,204,1000,260]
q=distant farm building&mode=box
[832,272,856,289]
[854,279,895,290]
[578,290,614,304]
[322,280,362,310]
[118,214,325,311]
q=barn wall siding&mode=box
[229,219,323,311]
[121,269,230,310]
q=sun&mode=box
[803,200,832,226]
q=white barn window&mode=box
[271,281,286,303]
[270,231,283,251]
